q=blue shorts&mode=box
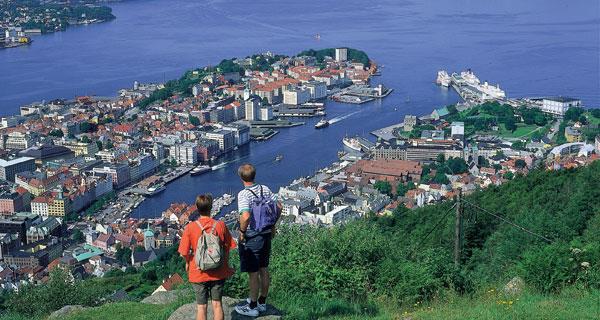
[239,233,272,273]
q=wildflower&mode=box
[581,261,590,268]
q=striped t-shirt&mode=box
[237,184,277,214]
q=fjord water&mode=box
[0,0,598,217]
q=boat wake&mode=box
[329,110,361,124]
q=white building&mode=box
[169,142,198,165]
[283,87,310,105]
[4,132,34,150]
[259,106,274,121]
[305,205,353,225]
[538,97,581,117]
[451,122,465,138]
[335,48,348,62]
[205,130,235,152]
[244,97,261,121]
[305,81,327,100]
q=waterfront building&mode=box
[259,106,274,121]
[305,81,327,100]
[0,157,36,182]
[169,142,198,166]
[92,163,132,189]
[536,97,581,117]
[205,130,235,152]
[283,86,310,105]
[129,154,158,182]
[335,48,348,62]
[244,96,261,121]
[197,139,220,162]
[222,123,250,146]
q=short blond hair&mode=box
[238,163,256,182]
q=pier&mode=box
[330,84,393,104]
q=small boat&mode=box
[315,119,329,129]
[190,165,211,176]
[342,137,362,152]
[315,33,321,40]
[275,155,283,162]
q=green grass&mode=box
[585,112,600,126]
[26,288,597,320]
[61,299,187,320]
[329,288,600,320]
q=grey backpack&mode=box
[194,220,224,271]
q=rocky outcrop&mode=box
[169,296,282,320]
[141,289,192,305]
[49,305,87,318]
[504,276,525,295]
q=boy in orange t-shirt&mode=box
[178,194,237,320]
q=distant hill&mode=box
[2,161,599,319]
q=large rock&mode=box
[169,296,282,320]
[142,289,192,305]
[504,276,525,295]
[49,305,87,319]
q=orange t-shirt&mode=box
[178,216,237,283]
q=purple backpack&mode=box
[248,186,280,233]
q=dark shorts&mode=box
[239,233,272,273]
[191,280,225,305]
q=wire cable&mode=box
[463,199,552,243]
[409,202,457,258]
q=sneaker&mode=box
[246,298,267,313]
[235,303,259,317]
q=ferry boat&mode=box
[436,70,451,87]
[275,155,284,162]
[315,119,329,129]
[147,184,166,196]
[190,165,211,176]
[342,137,362,152]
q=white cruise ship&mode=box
[436,70,451,87]
[342,137,362,152]
[479,81,506,99]
[460,69,481,86]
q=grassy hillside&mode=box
[1,161,599,319]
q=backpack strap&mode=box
[247,187,260,200]
[209,220,217,235]
[195,220,205,234]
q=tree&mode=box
[396,181,416,197]
[446,157,468,174]
[80,135,91,143]
[189,115,200,126]
[505,118,517,132]
[96,140,103,151]
[72,229,84,242]
[515,159,527,169]
[432,171,450,185]
[373,181,392,196]
[564,107,584,122]
[105,140,114,150]
[590,108,600,119]
[48,129,64,137]
[503,171,514,180]
[436,154,445,164]
[262,97,270,105]
[478,156,490,167]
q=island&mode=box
[0,0,116,48]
